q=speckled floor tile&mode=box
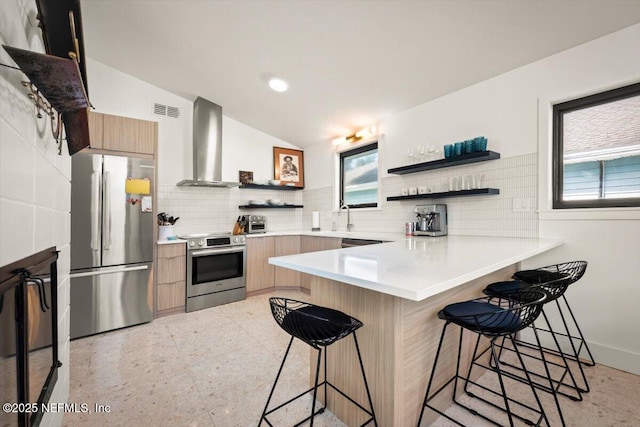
[64,291,640,427]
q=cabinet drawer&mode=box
[157,256,185,284]
[156,281,185,311]
[158,243,186,259]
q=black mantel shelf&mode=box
[239,184,303,191]
[388,151,500,175]
[239,204,304,209]
[387,188,500,201]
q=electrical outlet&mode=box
[513,198,530,212]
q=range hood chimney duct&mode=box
[177,97,240,187]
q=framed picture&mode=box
[273,147,304,188]
[239,170,253,184]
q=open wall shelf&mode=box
[239,205,304,209]
[239,184,303,191]
[388,151,500,175]
[387,188,499,201]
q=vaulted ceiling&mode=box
[82,0,640,147]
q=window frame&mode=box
[552,82,640,209]
[339,141,379,209]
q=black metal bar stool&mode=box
[483,261,592,396]
[259,297,378,427]
[417,288,549,427]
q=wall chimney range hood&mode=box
[177,97,240,187]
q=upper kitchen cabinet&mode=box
[87,111,157,156]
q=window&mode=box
[553,83,640,208]
[340,142,379,208]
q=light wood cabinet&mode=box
[274,236,301,287]
[299,236,342,291]
[246,235,341,294]
[87,110,104,149]
[246,236,275,293]
[87,111,157,155]
[156,243,186,316]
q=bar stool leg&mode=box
[560,295,596,367]
[259,336,295,427]
[508,334,550,427]
[417,322,452,426]
[353,332,378,427]
[554,298,591,392]
[308,348,323,427]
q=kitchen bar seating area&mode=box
[57,289,640,427]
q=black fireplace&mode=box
[0,247,61,427]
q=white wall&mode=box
[0,1,71,425]
[87,58,193,186]
[87,59,303,234]
[305,24,640,373]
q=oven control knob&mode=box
[198,240,204,246]
[189,241,195,247]
[240,236,245,243]
[233,237,238,243]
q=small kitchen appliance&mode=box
[414,204,448,237]
[247,215,267,234]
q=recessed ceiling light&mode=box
[268,77,288,92]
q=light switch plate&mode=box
[513,198,530,212]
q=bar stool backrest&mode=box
[269,297,363,348]
[441,289,548,337]
[514,261,587,302]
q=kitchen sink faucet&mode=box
[339,200,354,232]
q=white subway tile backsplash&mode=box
[304,154,538,238]
[157,155,537,238]
[157,185,304,234]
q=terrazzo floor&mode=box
[63,290,640,427]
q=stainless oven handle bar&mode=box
[191,247,245,257]
[70,265,149,278]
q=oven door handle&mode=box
[191,247,245,257]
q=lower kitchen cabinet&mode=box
[156,243,186,317]
[274,236,301,287]
[299,236,341,291]
[246,235,341,294]
[246,236,275,293]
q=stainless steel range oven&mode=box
[180,233,246,312]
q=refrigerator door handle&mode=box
[103,170,111,250]
[70,265,149,279]
[90,171,101,252]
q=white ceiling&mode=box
[81,0,640,148]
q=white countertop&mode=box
[268,235,563,301]
[157,239,186,245]
[159,230,403,245]
[245,230,405,241]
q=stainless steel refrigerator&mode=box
[70,152,154,339]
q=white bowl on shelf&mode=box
[267,199,282,205]
[249,200,266,205]
[268,179,281,186]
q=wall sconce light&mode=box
[332,125,378,146]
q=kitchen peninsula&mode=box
[269,235,563,426]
